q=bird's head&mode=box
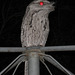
[28,0,55,12]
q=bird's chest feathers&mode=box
[28,10,48,29]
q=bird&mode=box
[21,0,55,47]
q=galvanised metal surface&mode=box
[0,45,75,52]
[28,52,40,75]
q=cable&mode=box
[39,53,74,75]
[40,59,52,75]
[0,54,26,75]
[12,60,25,75]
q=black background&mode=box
[0,0,75,75]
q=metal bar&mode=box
[43,54,74,75]
[0,45,75,52]
[26,45,75,52]
[40,45,75,52]
[0,47,26,52]
[28,52,40,75]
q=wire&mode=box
[0,54,26,75]
[12,60,25,75]
[40,59,53,75]
[39,53,74,75]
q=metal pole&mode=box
[28,52,40,75]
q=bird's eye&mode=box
[39,2,44,6]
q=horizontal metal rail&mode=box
[0,45,75,52]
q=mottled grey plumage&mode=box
[21,0,54,47]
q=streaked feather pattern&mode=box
[21,0,54,47]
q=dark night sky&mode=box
[0,0,75,75]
